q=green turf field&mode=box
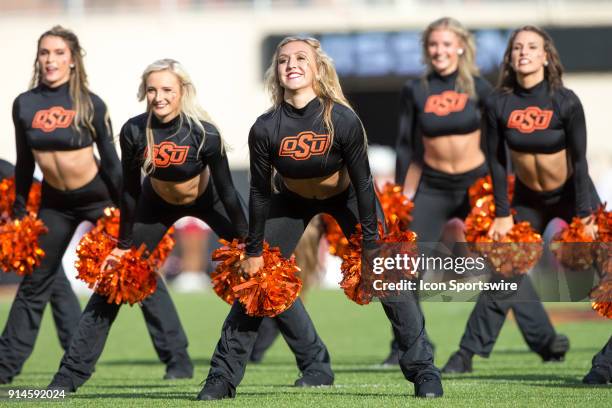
[0,289,609,407]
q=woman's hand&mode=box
[487,215,514,240]
[101,247,129,271]
[239,256,264,278]
[580,215,598,240]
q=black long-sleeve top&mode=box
[485,79,591,218]
[395,71,492,185]
[246,97,379,256]
[11,82,122,217]
[118,113,248,249]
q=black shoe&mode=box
[380,349,400,366]
[163,361,194,380]
[294,371,334,387]
[0,376,11,385]
[47,373,76,393]
[541,334,570,362]
[414,374,443,398]
[442,349,472,374]
[196,376,236,401]
[582,367,611,385]
[164,368,193,380]
[249,350,265,364]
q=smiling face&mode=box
[276,40,317,93]
[145,70,182,123]
[37,35,73,87]
[426,29,462,76]
[511,30,547,78]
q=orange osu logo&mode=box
[31,106,76,132]
[507,107,553,133]
[279,131,330,160]
[152,141,190,167]
[424,91,469,116]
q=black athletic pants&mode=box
[459,176,601,357]
[206,184,439,389]
[389,163,488,354]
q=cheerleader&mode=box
[46,58,250,391]
[443,26,599,373]
[198,37,442,400]
[386,17,492,365]
[0,27,191,385]
[0,159,81,358]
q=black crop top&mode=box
[12,82,122,216]
[117,113,248,249]
[395,71,492,184]
[246,97,379,256]
[486,79,591,217]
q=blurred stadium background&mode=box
[1,0,611,290]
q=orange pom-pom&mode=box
[0,214,48,275]
[468,175,515,208]
[0,177,42,218]
[376,183,414,230]
[340,221,418,305]
[465,176,542,277]
[150,226,175,269]
[323,185,414,260]
[590,275,612,319]
[232,243,302,317]
[95,245,158,305]
[322,214,350,258]
[551,217,595,270]
[465,202,542,277]
[594,205,612,272]
[75,207,173,304]
[210,239,246,304]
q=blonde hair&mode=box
[422,17,480,98]
[137,59,218,174]
[30,25,109,139]
[264,36,366,149]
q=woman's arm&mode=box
[117,121,142,250]
[12,98,35,218]
[205,127,249,239]
[341,114,379,249]
[485,95,514,238]
[91,95,122,206]
[245,122,272,257]
[395,81,423,193]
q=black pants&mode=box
[0,174,187,383]
[53,177,245,388]
[591,336,612,379]
[206,184,439,389]
[459,176,601,357]
[389,164,488,354]
[0,166,81,355]
[49,266,83,351]
[411,163,488,242]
